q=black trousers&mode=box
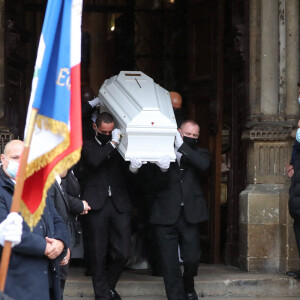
[80,214,92,272]
[59,263,69,300]
[294,219,300,259]
[154,208,201,300]
[86,198,131,300]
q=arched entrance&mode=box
[3,0,248,266]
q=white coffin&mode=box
[98,71,177,161]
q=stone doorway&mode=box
[2,0,249,266]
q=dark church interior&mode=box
[3,0,248,266]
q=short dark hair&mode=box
[180,120,200,130]
[95,112,114,127]
[297,82,300,87]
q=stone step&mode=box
[64,264,300,298]
[64,297,300,300]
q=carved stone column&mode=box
[240,0,298,273]
[249,0,260,115]
[260,0,278,115]
[285,0,299,117]
[240,123,294,272]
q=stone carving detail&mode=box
[254,142,289,177]
[249,129,290,141]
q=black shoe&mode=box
[286,270,300,277]
[151,265,163,277]
[294,274,300,280]
[186,290,198,300]
[151,269,163,277]
[84,269,92,276]
[109,289,121,300]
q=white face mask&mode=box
[4,156,20,179]
[298,98,300,105]
[296,128,300,143]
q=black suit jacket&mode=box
[49,179,84,247]
[61,170,81,198]
[0,168,69,300]
[77,137,131,212]
[139,143,210,225]
[82,102,97,141]
[49,181,84,224]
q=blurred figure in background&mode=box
[170,91,184,128]
[50,169,90,299]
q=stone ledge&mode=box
[65,265,300,298]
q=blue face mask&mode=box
[4,156,20,179]
[296,128,300,143]
[298,98,300,105]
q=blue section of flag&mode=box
[32,0,72,125]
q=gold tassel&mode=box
[26,115,70,178]
[21,145,82,230]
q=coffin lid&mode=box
[98,71,177,129]
[98,71,177,161]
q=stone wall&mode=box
[240,128,296,272]
[240,0,300,273]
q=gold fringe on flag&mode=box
[20,113,82,230]
[20,147,82,230]
[25,115,70,178]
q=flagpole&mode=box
[0,108,38,291]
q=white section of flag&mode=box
[70,0,83,67]
[24,35,46,139]
[27,125,65,163]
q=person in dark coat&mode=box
[50,170,90,300]
[76,112,131,300]
[287,137,300,279]
[0,292,13,300]
[0,140,69,300]
[170,91,184,128]
[132,120,210,300]
[81,85,101,142]
[80,86,101,275]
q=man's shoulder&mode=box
[196,147,209,154]
[0,169,14,208]
[0,168,14,190]
[83,137,97,146]
[82,137,99,151]
[180,143,209,155]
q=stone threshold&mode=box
[64,264,300,298]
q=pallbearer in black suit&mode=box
[50,169,91,300]
[133,120,210,300]
[78,112,131,300]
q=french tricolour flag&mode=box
[21,0,83,229]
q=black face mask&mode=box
[96,133,112,144]
[174,109,182,117]
[183,136,198,147]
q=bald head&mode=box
[169,91,182,110]
[1,140,24,179]
[81,85,95,103]
[3,140,24,156]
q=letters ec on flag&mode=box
[20,0,83,229]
